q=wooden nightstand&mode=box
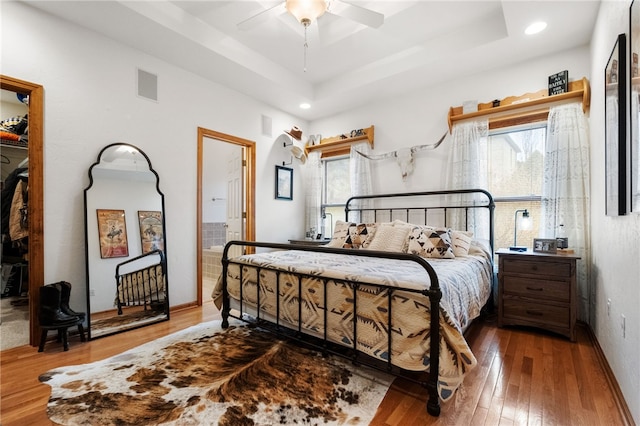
[497,248,581,341]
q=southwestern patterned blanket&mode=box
[212,242,492,401]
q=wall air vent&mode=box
[137,68,158,102]
[261,114,272,137]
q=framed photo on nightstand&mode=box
[533,238,557,254]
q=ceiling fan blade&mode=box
[331,0,384,28]
[237,2,285,31]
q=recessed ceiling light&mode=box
[525,21,547,35]
[299,103,311,109]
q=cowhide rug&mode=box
[39,319,393,426]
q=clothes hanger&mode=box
[1,154,9,164]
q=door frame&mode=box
[1,75,44,347]
[197,127,255,305]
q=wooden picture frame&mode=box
[631,1,640,212]
[533,238,557,254]
[138,210,165,254]
[275,165,293,200]
[96,209,129,258]
[605,33,627,216]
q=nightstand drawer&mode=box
[502,276,570,302]
[502,298,570,328]
[502,259,571,277]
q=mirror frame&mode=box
[83,142,169,339]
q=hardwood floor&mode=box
[0,302,630,425]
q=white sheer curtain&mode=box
[445,119,490,240]
[542,102,591,323]
[305,151,323,236]
[349,142,373,223]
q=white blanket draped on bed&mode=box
[212,242,492,401]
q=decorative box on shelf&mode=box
[305,125,374,157]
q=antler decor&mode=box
[356,132,446,181]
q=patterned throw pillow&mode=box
[406,226,456,259]
[343,222,377,249]
[325,220,354,248]
[365,222,412,252]
[451,230,473,257]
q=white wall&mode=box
[1,2,308,311]
[309,47,591,194]
[589,1,640,423]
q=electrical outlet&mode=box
[90,289,95,297]
[607,298,611,317]
[621,314,626,338]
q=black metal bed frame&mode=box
[220,189,494,417]
[115,249,168,316]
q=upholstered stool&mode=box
[38,318,86,352]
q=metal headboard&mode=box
[345,188,495,255]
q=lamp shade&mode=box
[286,0,327,24]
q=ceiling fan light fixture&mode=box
[525,21,547,35]
[286,0,327,25]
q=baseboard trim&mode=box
[62,302,198,342]
[582,322,636,426]
[170,301,199,312]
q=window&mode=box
[318,125,547,247]
[487,124,546,250]
[321,156,350,238]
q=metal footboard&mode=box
[115,249,167,316]
[220,241,443,416]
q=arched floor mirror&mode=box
[84,143,169,339]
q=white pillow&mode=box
[325,220,353,248]
[451,230,473,257]
[365,223,412,252]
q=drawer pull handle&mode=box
[526,287,544,291]
[526,310,544,316]
[531,265,538,271]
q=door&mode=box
[225,149,244,258]
[197,128,255,306]
[1,76,44,347]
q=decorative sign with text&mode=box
[548,70,568,95]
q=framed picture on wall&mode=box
[631,0,640,212]
[604,33,627,216]
[96,209,129,258]
[138,210,165,254]
[275,165,293,200]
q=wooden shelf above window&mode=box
[306,125,374,158]
[448,77,590,132]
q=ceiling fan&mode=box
[237,0,384,32]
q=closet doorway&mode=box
[1,75,44,348]
[196,128,255,306]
